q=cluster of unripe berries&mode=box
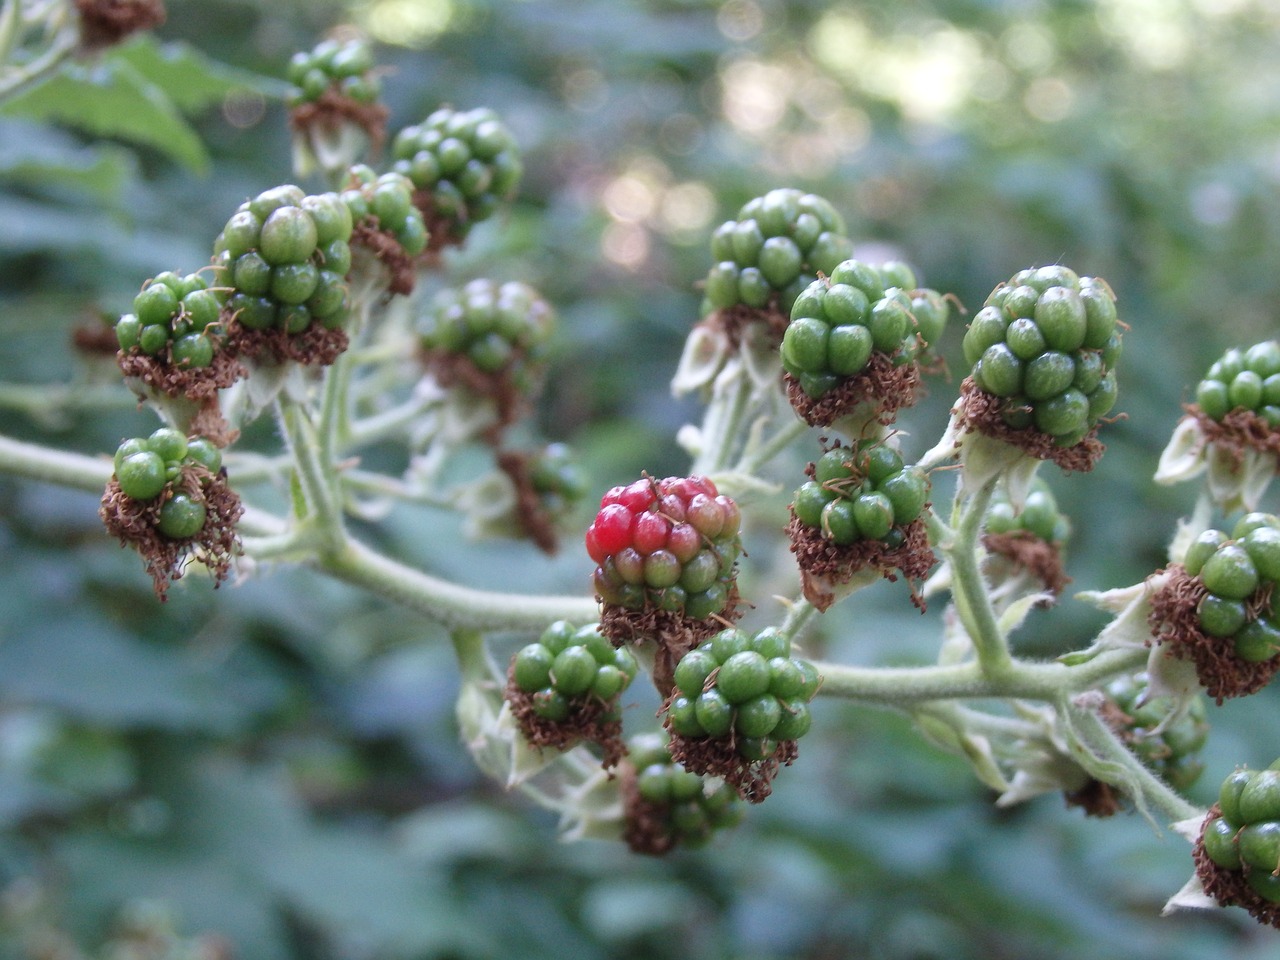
[525,443,588,518]
[626,732,742,849]
[701,187,853,317]
[342,165,429,258]
[791,441,929,548]
[1104,673,1208,792]
[391,107,523,240]
[286,36,380,107]
[510,621,639,723]
[212,185,354,335]
[782,259,946,400]
[1194,340,1280,427]
[420,279,554,389]
[1182,513,1280,663]
[963,265,1121,445]
[586,475,741,620]
[114,271,224,368]
[664,627,820,761]
[1201,762,1280,905]
[112,429,221,539]
[985,483,1070,544]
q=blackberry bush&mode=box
[341,164,428,297]
[391,106,523,252]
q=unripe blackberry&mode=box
[621,731,743,855]
[342,166,428,296]
[699,188,853,348]
[982,481,1071,594]
[490,445,587,555]
[1184,340,1280,471]
[588,475,742,621]
[286,36,389,178]
[1103,673,1209,791]
[287,37,381,109]
[391,106,522,250]
[663,627,821,802]
[114,271,244,431]
[1194,760,1280,927]
[419,279,554,428]
[506,620,638,767]
[74,0,165,51]
[787,440,935,611]
[958,266,1121,471]
[1149,513,1280,701]
[100,429,242,600]
[213,186,355,365]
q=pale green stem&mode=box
[692,366,753,475]
[1060,696,1202,824]
[811,645,1147,705]
[945,477,1013,680]
[735,416,809,477]
[0,382,136,419]
[0,432,111,490]
[276,398,344,550]
[319,537,599,632]
[345,391,443,449]
[777,596,817,643]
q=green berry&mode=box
[258,206,318,266]
[735,694,782,738]
[1200,544,1260,600]
[674,648,720,698]
[116,451,168,501]
[694,689,734,737]
[513,643,554,692]
[1240,770,1280,824]
[156,493,206,540]
[716,651,772,704]
[1201,816,1241,869]
[1198,594,1248,637]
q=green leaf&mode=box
[0,57,210,171]
[112,34,290,112]
[0,119,132,203]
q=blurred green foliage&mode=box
[4,0,1280,956]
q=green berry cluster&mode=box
[511,621,639,723]
[527,443,588,517]
[781,259,946,399]
[391,107,522,240]
[1201,761,1280,905]
[114,271,225,369]
[1104,673,1209,791]
[985,482,1070,544]
[701,188,853,317]
[963,265,1121,445]
[665,627,820,759]
[285,36,380,107]
[421,279,554,389]
[212,185,354,335]
[342,164,429,257]
[626,732,742,851]
[791,441,929,547]
[1182,513,1280,661]
[112,428,221,539]
[1194,340,1280,426]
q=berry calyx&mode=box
[981,480,1072,595]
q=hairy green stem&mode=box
[811,645,1148,705]
[945,477,1013,680]
[277,398,344,548]
[320,537,599,631]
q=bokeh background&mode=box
[5,0,1280,956]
